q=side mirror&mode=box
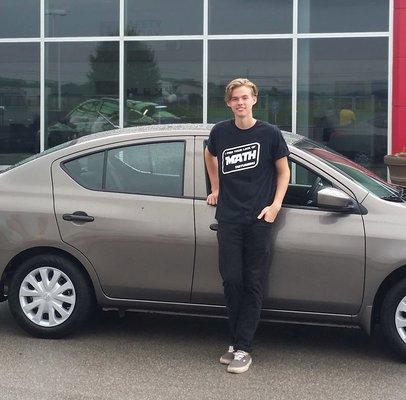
[317,187,356,212]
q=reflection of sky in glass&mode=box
[209,0,292,34]
[0,44,39,82]
[298,38,388,95]
[208,40,292,127]
[46,42,118,85]
[209,40,292,91]
[299,0,389,33]
[45,0,119,36]
[144,42,202,81]
[125,0,203,35]
[125,41,202,85]
[0,1,40,38]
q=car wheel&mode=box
[380,279,406,360]
[8,254,94,339]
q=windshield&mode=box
[1,139,78,173]
[295,138,405,202]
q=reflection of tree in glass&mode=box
[87,42,119,96]
[87,28,161,99]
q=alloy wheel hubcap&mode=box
[395,296,406,343]
[19,267,76,327]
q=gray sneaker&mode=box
[227,350,252,373]
[219,346,235,365]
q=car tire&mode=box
[8,254,94,339]
[380,279,406,361]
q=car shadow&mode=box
[82,309,397,364]
[0,302,399,365]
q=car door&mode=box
[192,136,365,314]
[52,136,195,302]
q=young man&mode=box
[204,78,290,373]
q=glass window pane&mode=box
[297,38,388,176]
[285,160,332,207]
[125,41,203,126]
[64,151,104,190]
[0,0,40,38]
[106,141,185,197]
[45,42,119,148]
[290,161,317,186]
[209,0,292,34]
[125,0,203,35]
[298,0,389,33]
[45,0,119,37]
[208,40,292,131]
[0,43,40,165]
[296,139,399,199]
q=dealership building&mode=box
[0,0,404,177]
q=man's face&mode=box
[227,86,257,118]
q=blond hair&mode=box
[224,78,259,102]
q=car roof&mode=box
[73,123,305,147]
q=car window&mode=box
[63,151,104,190]
[105,141,185,197]
[296,138,403,201]
[284,160,332,207]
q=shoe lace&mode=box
[234,350,248,361]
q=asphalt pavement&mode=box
[1,302,406,400]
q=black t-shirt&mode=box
[207,119,290,223]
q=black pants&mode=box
[217,220,273,353]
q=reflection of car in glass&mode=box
[2,125,406,362]
[47,98,181,148]
[126,100,181,124]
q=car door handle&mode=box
[63,211,94,223]
[209,223,218,231]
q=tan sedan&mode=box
[1,124,406,361]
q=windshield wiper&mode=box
[397,186,406,200]
[381,195,404,202]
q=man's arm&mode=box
[257,156,290,222]
[204,147,219,206]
